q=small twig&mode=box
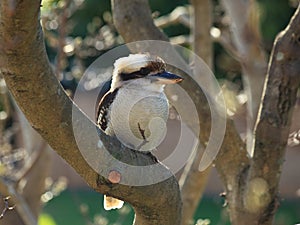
[0,196,15,219]
[154,6,190,28]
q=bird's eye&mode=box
[139,67,151,76]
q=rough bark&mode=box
[218,3,300,225]
[245,4,300,224]
[112,0,168,42]
[0,1,181,225]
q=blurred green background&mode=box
[39,190,300,225]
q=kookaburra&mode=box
[96,53,182,210]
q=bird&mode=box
[96,53,183,210]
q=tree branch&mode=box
[0,1,181,225]
[180,1,213,224]
[154,6,191,29]
[244,3,300,224]
[112,0,168,42]
[216,3,300,225]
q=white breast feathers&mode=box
[105,85,169,151]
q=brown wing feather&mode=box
[96,89,119,131]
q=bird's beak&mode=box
[150,71,183,84]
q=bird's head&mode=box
[110,54,183,91]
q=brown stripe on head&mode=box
[145,56,166,73]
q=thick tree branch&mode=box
[0,1,181,225]
[0,0,98,189]
[216,4,300,225]
[244,3,300,224]
[191,0,213,69]
[112,0,168,42]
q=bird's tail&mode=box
[104,195,124,210]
